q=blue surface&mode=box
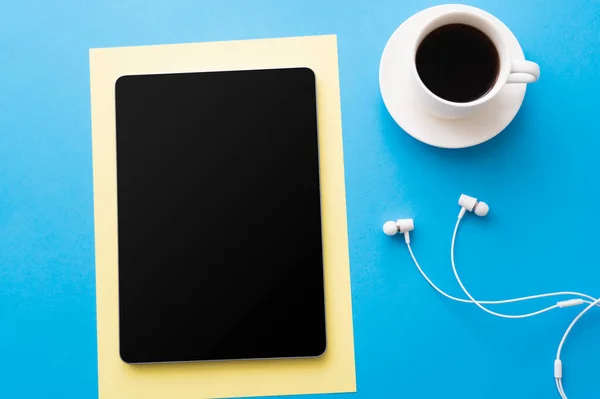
[1,0,600,398]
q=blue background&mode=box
[1,0,599,398]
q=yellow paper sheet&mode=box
[90,35,355,398]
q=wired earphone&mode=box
[383,194,599,399]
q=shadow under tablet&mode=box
[115,68,326,364]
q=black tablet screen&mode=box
[115,68,326,363]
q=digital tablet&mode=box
[115,67,326,364]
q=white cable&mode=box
[556,379,566,399]
[449,217,599,319]
[398,205,599,397]
[560,379,568,399]
[448,211,599,397]
[556,378,567,399]
[555,296,600,399]
[405,208,599,397]
[559,380,567,399]
[557,297,600,358]
[407,243,597,306]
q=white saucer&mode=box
[379,4,527,149]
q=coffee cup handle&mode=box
[507,60,540,84]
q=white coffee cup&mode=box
[412,10,540,119]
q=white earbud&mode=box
[458,194,489,218]
[383,219,414,243]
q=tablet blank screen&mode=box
[115,68,326,364]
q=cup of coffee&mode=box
[412,10,540,119]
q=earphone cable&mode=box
[554,296,600,399]
[557,297,600,358]
[449,213,600,398]
[449,217,599,319]
[556,379,567,399]
[407,243,596,307]
[388,195,599,398]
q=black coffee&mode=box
[416,24,500,103]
